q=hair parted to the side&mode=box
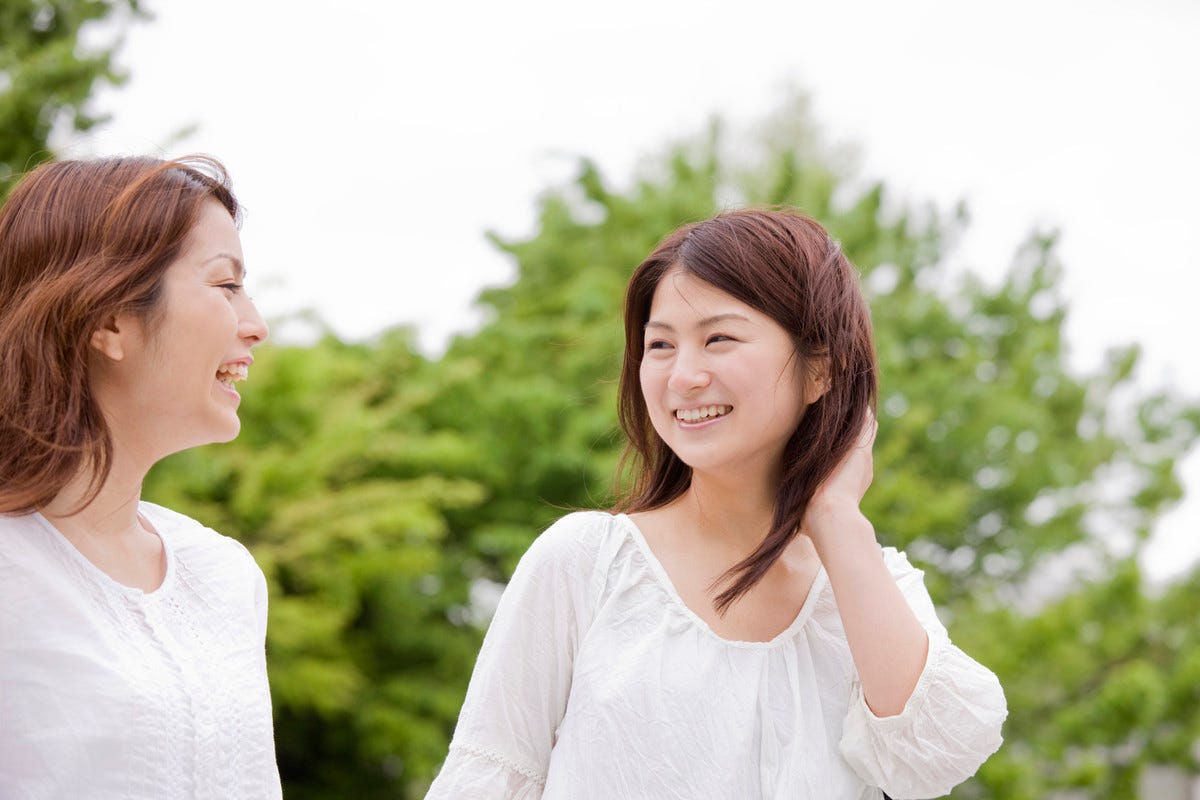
[615,207,878,614]
[0,155,238,514]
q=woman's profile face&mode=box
[91,200,269,458]
[639,267,812,483]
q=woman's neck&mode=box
[677,470,779,554]
[40,448,148,543]
[40,450,166,592]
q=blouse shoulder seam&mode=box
[142,502,252,558]
[450,741,547,787]
[546,510,629,642]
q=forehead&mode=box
[648,268,754,319]
[178,201,244,272]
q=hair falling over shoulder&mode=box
[614,208,878,613]
[0,155,237,514]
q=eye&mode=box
[646,339,673,352]
[218,282,244,294]
[706,334,734,345]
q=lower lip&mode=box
[676,412,730,429]
[217,380,241,401]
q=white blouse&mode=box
[427,511,1006,800]
[0,502,281,800]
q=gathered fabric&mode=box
[427,511,1006,800]
[0,502,281,800]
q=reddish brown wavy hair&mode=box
[616,208,878,613]
[0,156,238,514]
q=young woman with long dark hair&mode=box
[428,208,1006,799]
[0,156,280,798]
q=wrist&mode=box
[804,503,875,554]
[805,493,863,535]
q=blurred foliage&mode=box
[957,562,1200,798]
[0,0,142,196]
[140,98,1199,799]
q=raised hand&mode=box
[803,410,878,546]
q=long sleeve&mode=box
[426,513,606,800]
[838,548,1007,799]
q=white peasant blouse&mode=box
[427,511,1006,800]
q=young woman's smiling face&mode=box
[90,200,269,460]
[640,267,814,483]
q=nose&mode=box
[667,346,711,395]
[239,295,269,346]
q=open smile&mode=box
[215,361,250,399]
[675,404,732,426]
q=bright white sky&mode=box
[69,0,1199,580]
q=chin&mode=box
[217,419,243,442]
[662,441,729,469]
[203,414,242,445]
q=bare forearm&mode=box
[809,507,928,717]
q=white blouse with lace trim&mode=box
[0,502,281,800]
[427,511,1006,800]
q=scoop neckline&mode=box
[33,502,176,598]
[613,512,827,650]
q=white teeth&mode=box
[216,363,249,385]
[675,405,731,422]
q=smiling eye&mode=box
[706,334,734,345]
[218,282,244,294]
[646,339,673,351]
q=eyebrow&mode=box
[203,253,246,279]
[644,313,750,331]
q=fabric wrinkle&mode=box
[426,511,1007,800]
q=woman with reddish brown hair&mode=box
[429,209,1007,799]
[0,156,280,798]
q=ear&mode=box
[89,316,127,361]
[802,354,831,405]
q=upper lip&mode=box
[675,403,729,412]
[220,356,254,367]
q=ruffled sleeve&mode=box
[426,512,610,800]
[838,548,1007,800]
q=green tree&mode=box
[0,0,141,195]
[956,559,1200,798]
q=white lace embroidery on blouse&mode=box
[0,502,281,800]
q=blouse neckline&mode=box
[33,503,177,599]
[613,512,828,650]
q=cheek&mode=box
[200,298,242,342]
[638,363,672,432]
[764,366,807,418]
[638,361,657,398]
[137,320,177,374]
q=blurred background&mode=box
[3,1,1198,797]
